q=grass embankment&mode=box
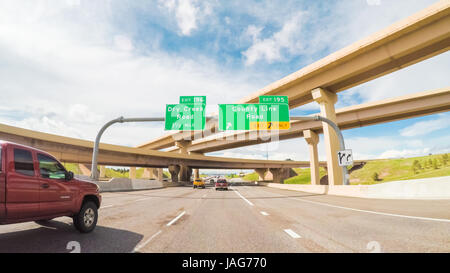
[242,153,450,185]
[349,154,450,185]
[62,163,170,179]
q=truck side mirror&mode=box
[66,171,74,181]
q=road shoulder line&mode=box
[289,197,450,223]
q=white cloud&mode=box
[242,12,304,65]
[114,35,134,51]
[0,1,259,146]
[158,0,213,36]
[379,148,430,159]
[400,114,450,137]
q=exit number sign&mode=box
[165,96,206,131]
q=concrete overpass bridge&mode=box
[138,1,450,151]
[137,1,450,185]
[164,88,450,154]
[0,122,323,183]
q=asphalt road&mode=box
[0,185,449,253]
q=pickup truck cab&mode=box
[0,141,101,233]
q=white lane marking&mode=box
[135,197,152,202]
[167,211,186,226]
[289,197,450,223]
[284,229,301,239]
[100,205,114,209]
[260,211,269,216]
[202,194,207,198]
[234,189,254,206]
[132,230,162,253]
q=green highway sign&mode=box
[218,103,290,131]
[165,103,206,131]
[179,96,206,104]
[259,95,288,104]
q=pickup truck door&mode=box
[5,147,40,220]
[0,146,5,221]
[37,153,74,216]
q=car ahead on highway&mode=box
[0,141,102,233]
[193,178,205,189]
[215,179,228,191]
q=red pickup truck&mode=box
[0,141,101,233]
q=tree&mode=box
[372,172,379,181]
[442,154,449,166]
[412,160,420,174]
[433,158,438,169]
[428,158,433,168]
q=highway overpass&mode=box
[138,1,450,151]
[164,87,450,153]
[0,122,320,182]
[137,1,450,186]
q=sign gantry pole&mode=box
[90,116,165,180]
[291,116,350,185]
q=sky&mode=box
[0,0,449,164]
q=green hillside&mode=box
[242,153,450,185]
[62,164,170,179]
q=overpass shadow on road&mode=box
[0,220,143,253]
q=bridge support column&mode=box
[168,165,180,182]
[269,168,291,184]
[189,152,203,180]
[99,165,106,178]
[255,168,268,181]
[157,168,164,181]
[312,88,342,186]
[303,130,320,185]
[179,165,192,182]
[142,168,150,179]
[78,164,91,176]
[194,169,200,180]
[176,140,192,182]
[129,167,136,179]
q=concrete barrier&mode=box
[259,176,450,199]
[94,178,163,192]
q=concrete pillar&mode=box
[78,164,91,176]
[176,140,191,154]
[157,168,163,181]
[311,88,342,186]
[269,168,290,184]
[129,167,136,179]
[189,152,203,181]
[176,140,192,182]
[142,168,151,179]
[255,168,268,181]
[99,165,106,178]
[186,167,193,182]
[168,165,180,182]
[194,169,200,180]
[303,130,320,185]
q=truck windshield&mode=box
[37,153,66,180]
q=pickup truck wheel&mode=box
[73,201,98,233]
